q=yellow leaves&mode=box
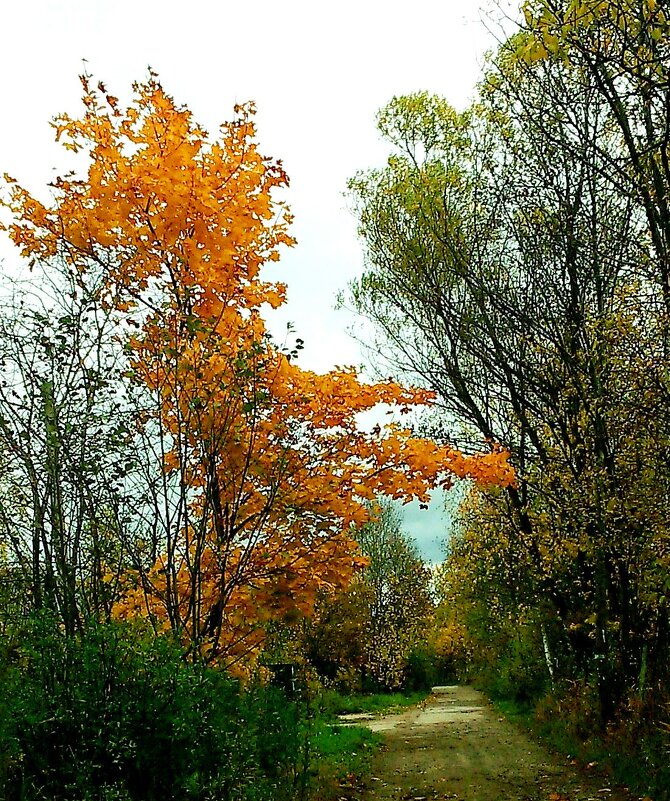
[519,0,670,73]
[523,2,535,27]
[520,37,551,65]
[544,32,561,54]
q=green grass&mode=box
[318,689,429,718]
[309,720,382,800]
[306,689,429,798]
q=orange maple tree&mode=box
[3,74,514,669]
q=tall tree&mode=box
[519,0,670,317]
[356,499,433,690]
[299,499,434,691]
[347,42,669,713]
[1,74,513,669]
[0,263,138,633]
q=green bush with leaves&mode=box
[0,617,308,801]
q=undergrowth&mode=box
[309,722,382,800]
[490,683,670,801]
[0,617,389,801]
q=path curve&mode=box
[359,685,634,801]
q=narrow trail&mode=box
[357,686,635,801]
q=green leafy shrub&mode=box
[534,681,602,742]
[471,626,549,705]
[529,683,670,801]
[405,644,441,691]
[603,691,670,801]
[0,617,308,801]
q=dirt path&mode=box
[357,686,636,801]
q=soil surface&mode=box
[357,685,638,801]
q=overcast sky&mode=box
[0,0,506,562]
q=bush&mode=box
[0,616,308,801]
[604,691,670,801]
[471,627,549,706]
[404,644,441,691]
[317,688,427,719]
[531,683,670,801]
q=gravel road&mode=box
[358,685,637,801]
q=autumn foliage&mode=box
[2,74,513,669]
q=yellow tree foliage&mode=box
[2,74,514,671]
[520,0,669,63]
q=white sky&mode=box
[0,0,503,561]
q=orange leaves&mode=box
[357,429,515,505]
[2,72,515,671]
[3,76,294,317]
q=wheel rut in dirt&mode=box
[358,685,634,801]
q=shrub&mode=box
[471,626,549,706]
[404,644,441,691]
[532,683,670,801]
[0,616,308,801]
